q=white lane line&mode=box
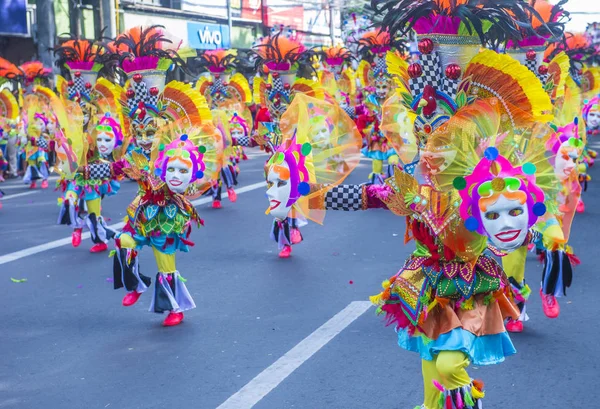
[0,181,266,266]
[1,191,40,200]
[216,301,372,409]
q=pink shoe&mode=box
[227,188,237,203]
[212,200,222,209]
[72,228,83,248]
[290,228,302,244]
[29,181,37,189]
[163,312,184,326]
[279,245,292,258]
[122,291,142,307]
[540,289,560,318]
[505,319,523,333]
[576,199,585,213]
[242,153,248,160]
[90,242,108,253]
[41,180,48,189]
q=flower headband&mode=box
[454,147,546,235]
[154,134,206,183]
[96,113,124,146]
[266,135,312,207]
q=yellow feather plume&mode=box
[465,50,553,126]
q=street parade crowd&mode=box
[1,1,600,408]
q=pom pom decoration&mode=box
[484,147,499,160]
[298,182,311,196]
[464,217,479,232]
[533,202,546,216]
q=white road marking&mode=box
[0,181,266,266]
[1,191,39,200]
[216,301,372,409]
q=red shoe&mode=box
[540,289,560,318]
[122,291,142,307]
[41,180,48,189]
[212,200,222,209]
[291,228,302,244]
[90,242,108,253]
[242,153,248,160]
[505,319,523,333]
[227,188,237,202]
[72,228,83,248]
[279,245,292,258]
[576,199,585,213]
[29,181,37,189]
[163,312,184,326]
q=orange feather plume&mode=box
[253,35,305,62]
[0,57,23,80]
[19,61,51,82]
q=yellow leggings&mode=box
[119,234,177,275]
[372,155,399,176]
[421,351,471,409]
[86,198,101,216]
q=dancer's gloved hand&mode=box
[388,154,399,166]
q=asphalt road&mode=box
[1,146,598,409]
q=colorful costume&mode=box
[53,38,125,252]
[310,1,558,406]
[109,26,223,327]
[355,28,405,183]
[252,29,326,257]
[195,49,254,208]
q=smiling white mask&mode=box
[96,131,116,156]
[554,142,578,182]
[165,158,193,194]
[587,108,600,129]
[480,194,529,251]
[266,162,293,220]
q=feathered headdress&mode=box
[19,61,51,90]
[53,38,106,107]
[252,28,312,73]
[507,0,568,49]
[0,57,24,81]
[373,0,547,47]
[356,28,407,60]
[195,49,238,74]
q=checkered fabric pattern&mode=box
[37,136,48,150]
[409,52,440,96]
[537,73,549,87]
[237,135,250,147]
[374,55,387,76]
[525,59,537,73]
[324,184,363,211]
[343,105,355,119]
[439,78,460,99]
[571,70,582,86]
[87,163,112,180]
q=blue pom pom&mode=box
[484,147,499,160]
[180,134,188,141]
[574,117,578,126]
[154,168,162,176]
[298,182,310,196]
[533,202,546,216]
[116,140,122,146]
[195,170,204,179]
[464,217,479,232]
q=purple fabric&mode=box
[413,16,461,35]
[122,56,159,73]
[66,61,96,70]
[365,185,391,209]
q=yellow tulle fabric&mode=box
[278,93,362,224]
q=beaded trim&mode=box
[417,34,481,46]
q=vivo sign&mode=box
[188,22,230,50]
